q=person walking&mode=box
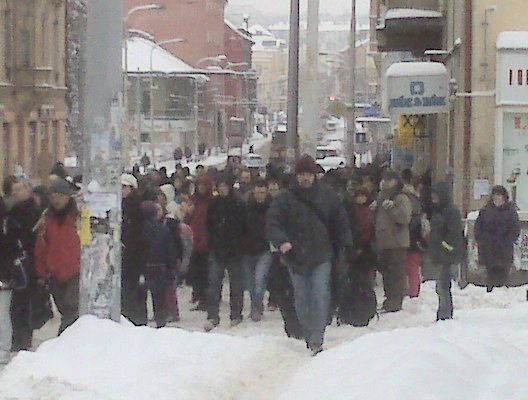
[371,169,412,313]
[35,179,81,334]
[0,196,13,364]
[266,155,353,355]
[243,180,273,322]
[204,175,247,332]
[186,175,215,311]
[428,182,464,320]
[140,201,178,328]
[475,185,520,292]
[121,174,148,325]
[6,179,42,351]
[401,169,426,298]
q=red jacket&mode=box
[35,207,81,282]
[189,176,214,253]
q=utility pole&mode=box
[346,0,357,166]
[300,0,320,158]
[79,0,123,322]
[286,0,300,171]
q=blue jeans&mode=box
[243,252,273,315]
[0,290,12,364]
[288,261,332,349]
[436,264,454,320]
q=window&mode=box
[19,30,32,67]
[54,20,60,82]
[518,70,523,86]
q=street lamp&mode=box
[123,3,164,165]
[150,38,186,165]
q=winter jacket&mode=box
[402,184,425,250]
[122,192,147,278]
[266,180,353,273]
[475,202,520,269]
[35,199,81,282]
[143,219,178,273]
[374,187,412,251]
[160,184,181,219]
[245,197,271,256]
[428,183,464,266]
[207,192,247,259]
[189,175,214,253]
[163,217,194,276]
[346,202,374,251]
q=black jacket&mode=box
[207,193,247,259]
[122,193,147,278]
[266,180,353,273]
[143,220,178,272]
[0,198,41,286]
[428,183,464,266]
[475,202,520,269]
[245,197,271,256]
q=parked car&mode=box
[316,145,346,171]
[242,153,266,169]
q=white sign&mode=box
[385,62,449,116]
[473,179,491,200]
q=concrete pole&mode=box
[80,0,123,322]
[300,0,319,158]
[346,0,357,166]
[286,0,300,170]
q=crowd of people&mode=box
[0,154,522,362]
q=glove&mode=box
[382,199,395,209]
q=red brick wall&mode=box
[124,0,227,67]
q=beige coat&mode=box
[374,192,412,251]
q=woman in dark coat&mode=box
[475,185,520,292]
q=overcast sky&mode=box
[228,0,370,16]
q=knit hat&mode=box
[49,179,74,196]
[295,155,319,175]
[121,173,138,189]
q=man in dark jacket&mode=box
[35,179,81,334]
[371,169,412,312]
[243,180,273,322]
[266,155,353,355]
[204,175,247,331]
[7,179,42,351]
[428,182,463,320]
[121,174,147,325]
[475,185,520,292]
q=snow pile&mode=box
[281,304,528,400]
[0,316,302,400]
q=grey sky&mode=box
[228,0,370,16]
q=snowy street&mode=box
[2,282,528,400]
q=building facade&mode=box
[1,0,67,184]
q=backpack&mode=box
[338,272,377,327]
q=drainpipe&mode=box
[462,0,473,215]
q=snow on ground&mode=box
[2,281,528,399]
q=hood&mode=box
[160,184,175,203]
[432,182,452,208]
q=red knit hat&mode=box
[295,155,319,175]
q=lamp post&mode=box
[286,0,300,171]
[346,0,357,166]
[123,3,163,163]
[149,38,185,165]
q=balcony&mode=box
[376,0,444,55]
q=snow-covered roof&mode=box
[385,8,443,20]
[268,21,370,32]
[248,24,272,37]
[497,31,528,50]
[386,62,447,78]
[225,19,254,43]
[125,36,208,83]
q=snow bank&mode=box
[281,304,528,400]
[0,316,301,400]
